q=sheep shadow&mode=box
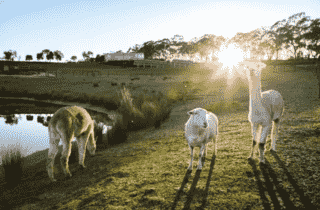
[248,153,315,210]
[248,158,271,210]
[171,152,216,210]
[270,150,315,209]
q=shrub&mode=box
[1,147,24,189]
[107,114,128,146]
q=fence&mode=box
[133,60,196,69]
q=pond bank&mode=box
[0,96,117,124]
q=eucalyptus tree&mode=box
[3,50,17,61]
[82,51,93,62]
[46,51,54,62]
[82,51,89,61]
[87,51,93,60]
[41,49,51,62]
[53,50,64,62]
[272,12,311,60]
[25,55,33,61]
[137,40,156,59]
[154,38,171,59]
[71,55,77,62]
[129,44,141,53]
[37,52,44,61]
[303,18,320,59]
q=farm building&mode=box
[103,53,144,61]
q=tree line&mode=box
[2,12,320,63]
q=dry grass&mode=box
[0,65,320,209]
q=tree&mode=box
[53,50,64,62]
[272,12,311,60]
[3,50,17,61]
[46,51,54,62]
[130,44,141,53]
[304,18,320,59]
[87,51,93,59]
[71,55,77,62]
[37,52,44,61]
[154,38,171,59]
[95,54,105,63]
[82,51,93,62]
[115,50,123,53]
[170,34,184,45]
[42,49,50,62]
[26,55,33,61]
[137,41,156,59]
[82,51,89,61]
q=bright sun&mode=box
[216,43,247,77]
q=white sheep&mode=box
[185,108,219,171]
[244,61,284,164]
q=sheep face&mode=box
[188,108,208,129]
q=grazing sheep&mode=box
[47,106,98,182]
[185,108,219,171]
[245,61,284,164]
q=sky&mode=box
[1,0,320,62]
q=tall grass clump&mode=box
[1,146,24,189]
[116,87,173,132]
[106,114,129,146]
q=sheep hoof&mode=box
[187,169,192,174]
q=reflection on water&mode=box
[0,114,58,163]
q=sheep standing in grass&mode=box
[244,61,284,164]
[185,108,219,171]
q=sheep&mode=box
[244,61,284,164]
[185,108,219,171]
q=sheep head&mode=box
[187,108,208,129]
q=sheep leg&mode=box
[187,146,194,171]
[259,125,271,164]
[248,123,259,160]
[197,144,205,170]
[270,120,280,152]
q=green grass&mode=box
[1,64,320,209]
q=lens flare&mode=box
[216,43,246,75]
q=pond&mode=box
[0,98,114,164]
[0,114,53,162]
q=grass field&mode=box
[1,64,320,209]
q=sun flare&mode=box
[216,43,247,75]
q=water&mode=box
[0,114,55,163]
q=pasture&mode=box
[1,64,320,209]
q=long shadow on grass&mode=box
[248,159,271,210]
[181,170,201,210]
[170,169,192,210]
[260,160,296,209]
[197,154,216,210]
[170,152,216,210]
[270,150,315,209]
